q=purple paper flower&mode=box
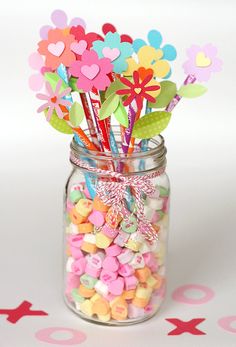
[183,44,222,82]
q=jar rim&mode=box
[70,129,166,162]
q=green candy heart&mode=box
[121,215,138,234]
[71,289,85,303]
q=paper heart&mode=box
[138,67,153,80]
[70,40,87,55]
[81,64,100,80]
[134,88,142,94]
[48,41,65,57]
[196,52,212,67]
[102,47,120,61]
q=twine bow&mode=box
[70,154,166,241]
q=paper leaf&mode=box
[69,77,84,93]
[178,84,207,98]
[69,102,84,127]
[105,79,128,98]
[114,102,128,127]
[44,72,68,92]
[46,111,73,134]
[99,93,120,120]
[132,111,171,139]
[149,81,177,108]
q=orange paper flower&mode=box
[38,28,76,70]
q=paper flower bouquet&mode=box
[29,9,222,325]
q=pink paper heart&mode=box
[81,64,100,80]
[70,40,87,55]
[102,47,120,61]
[48,41,65,56]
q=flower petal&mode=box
[148,30,162,49]
[37,102,50,113]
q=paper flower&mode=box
[116,69,161,109]
[28,52,51,91]
[124,45,170,79]
[70,25,103,60]
[183,44,222,82]
[38,29,76,70]
[133,30,177,61]
[40,9,86,39]
[102,23,133,43]
[92,32,133,74]
[69,50,113,92]
[36,80,72,121]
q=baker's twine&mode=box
[70,154,166,241]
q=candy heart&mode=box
[81,64,100,80]
[108,277,124,295]
[196,52,212,67]
[48,41,65,56]
[100,269,118,284]
[70,40,87,55]
[102,256,119,272]
[102,47,120,61]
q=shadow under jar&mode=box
[64,131,170,325]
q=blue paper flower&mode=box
[92,32,133,74]
[133,30,177,78]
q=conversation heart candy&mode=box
[100,269,118,284]
[121,215,137,234]
[88,210,105,227]
[108,277,124,295]
[75,198,93,217]
[101,224,119,238]
[102,256,119,272]
[129,253,145,269]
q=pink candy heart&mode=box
[102,256,119,272]
[88,210,105,227]
[70,40,87,55]
[48,41,65,56]
[108,277,124,295]
[102,47,120,61]
[100,269,118,284]
[81,64,100,80]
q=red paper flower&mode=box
[116,70,161,109]
[38,28,76,70]
[70,25,103,60]
[102,23,133,44]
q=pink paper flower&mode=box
[183,44,222,82]
[40,9,86,39]
[36,80,72,121]
[69,50,113,92]
[28,52,51,91]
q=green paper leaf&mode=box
[178,84,207,98]
[114,102,128,127]
[132,111,171,139]
[148,81,177,108]
[69,77,84,93]
[99,93,120,120]
[45,110,73,134]
[69,102,84,127]
[105,79,128,99]
[44,72,68,93]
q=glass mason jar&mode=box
[64,132,170,325]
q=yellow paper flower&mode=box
[124,46,171,78]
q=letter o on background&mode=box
[172,284,215,304]
[35,327,87,345]
[218,316,236,334]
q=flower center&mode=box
[50,96,57,103]
[134,88,142,95]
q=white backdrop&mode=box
[0,0,236,346]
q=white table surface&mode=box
[0,0,236,346]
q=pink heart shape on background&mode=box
[102,47,120,61]
[70,40,87,55]
[48,41,65,56]
[81,64,100,80]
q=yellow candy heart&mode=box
[196,52,212,67]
